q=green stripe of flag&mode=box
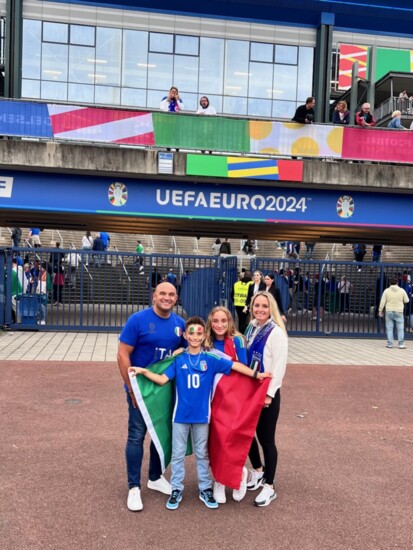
[186,154,228,177]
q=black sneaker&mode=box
[199,488,219,509]
[166,489,183,510]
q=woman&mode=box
[212,238,221,256]
[81,230,93,267]
[387,110,406,130]
[332,100,350,125]
[263,273,286,323]
[244,291,288,506]
[160,86,184,112]
[244,270,265,314]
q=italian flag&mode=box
[129,358,269,490]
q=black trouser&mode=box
[53,285,64,303]
[235,305,249,334]
[249,389,281,485]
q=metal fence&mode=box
[1,247,412,338]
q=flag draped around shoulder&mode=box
[130,358,269,489]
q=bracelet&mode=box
[253,370,258,379]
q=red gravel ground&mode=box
[1,361,412,550]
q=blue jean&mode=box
[125,392,162,489]
[171,422,211,492]
[385,311,405,347]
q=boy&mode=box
[129,316,271,510]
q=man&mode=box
[28,228,42,247]
[117,282,186,511]
[135,240,144,271]
[231,271,253,334]
[11,227,22,249]
[379,277,409,349]
[219,238,231,255]
[196,96,216,115]
[166,268,177,287]
[292,96,315,124]
[355,103,375,127]
[66,247,81,288]
[92,233,105,268]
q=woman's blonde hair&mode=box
[204,306,244,349]
[249,291,287,335]
[337,100,348,110]
[392,110,401,118]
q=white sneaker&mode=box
[213,482,226,504]
[232,467,248,502]
[147,475,172,495]
[254,484,277,507]
[246,468,264,491]
[127,487,143,511]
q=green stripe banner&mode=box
[153,113,249,152]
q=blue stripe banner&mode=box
[0,101,53,138]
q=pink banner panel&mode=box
[342,128,413,163]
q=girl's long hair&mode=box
[204,306,244,349]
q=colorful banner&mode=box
[250,121,344,158]
[338,44,368,90]
[153,112,249,153]
[2,169,413,229]
[342,128,413,163]
[186,154,303,181]
[0,100,53,138]
[47,104,155,145]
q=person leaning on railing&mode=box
[387,111,407,130]
[160,86,184,113]
[355,103,375,127]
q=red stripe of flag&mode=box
[114,131,155,146]
[49,107,149,134]
[277,160,303,182]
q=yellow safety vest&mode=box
[233,280,253,307]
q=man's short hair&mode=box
[185,316,205,331]
[389,277,398,285]
[306,96,315,104]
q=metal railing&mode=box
[374,96,413,122]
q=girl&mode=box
[204,306,249,504]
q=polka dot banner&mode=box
[250,121,344,158]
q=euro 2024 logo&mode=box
[108,182,128,207]
[336,195,354,219]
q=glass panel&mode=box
[273,64,297,101]
[43,22,68,43]
[223,96,247,115]
[95,85,120,105]
[275,45,298,65]
[69,45,95,84]
[175,35,199,56]
[149,32,173,53]
[147,53,173,91]
[147,89,164,109]
[68,83,94,103]
[95,27,121,86]
[248,98,272,117]
[121,88,147,107]
[122,30,148,88]
[249,62,273,99]
[250,42,273,63]
[272,100,296,119]
[22,79,41,99]
[297,47,314,102]
[199,37,224,95]
[22,20,41,79]
[41,80,67,101]
[224,40,249,97]
[70,25,95,46]
[174,55,199,93]
[42,43,68,81]
[181,93,197,112]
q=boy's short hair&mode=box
[185,316,205,331]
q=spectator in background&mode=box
[135,240,144,271]
[305,242,315,260]
[231,271,253,334]
[66,247,81,289]
[100,231,110,252]
[264,273,286,323]
[292,97,315,124]
[166,269,178,287]
[93,233,105,268]
[196,96,216,115]
[372,245,383,263]
[11,227,22,249]
[312,273,326,322]
[160,86,184,113]
[81,230,93,266]
[28,228,42,247]
[353,243,367,271]
[332,101,350,125]
[219,238,231,255]
[387,110,407,130]
[212,239,221,256]
[337,275,352,315]
[399,90,409,112]
[242,239,255,255]
[355,103,375,127]
[379,277,409,349]
[50,242,65,306]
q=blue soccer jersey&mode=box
[119,308,185,368]
[164,350,233,423]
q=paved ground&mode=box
[1,332,412,550]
